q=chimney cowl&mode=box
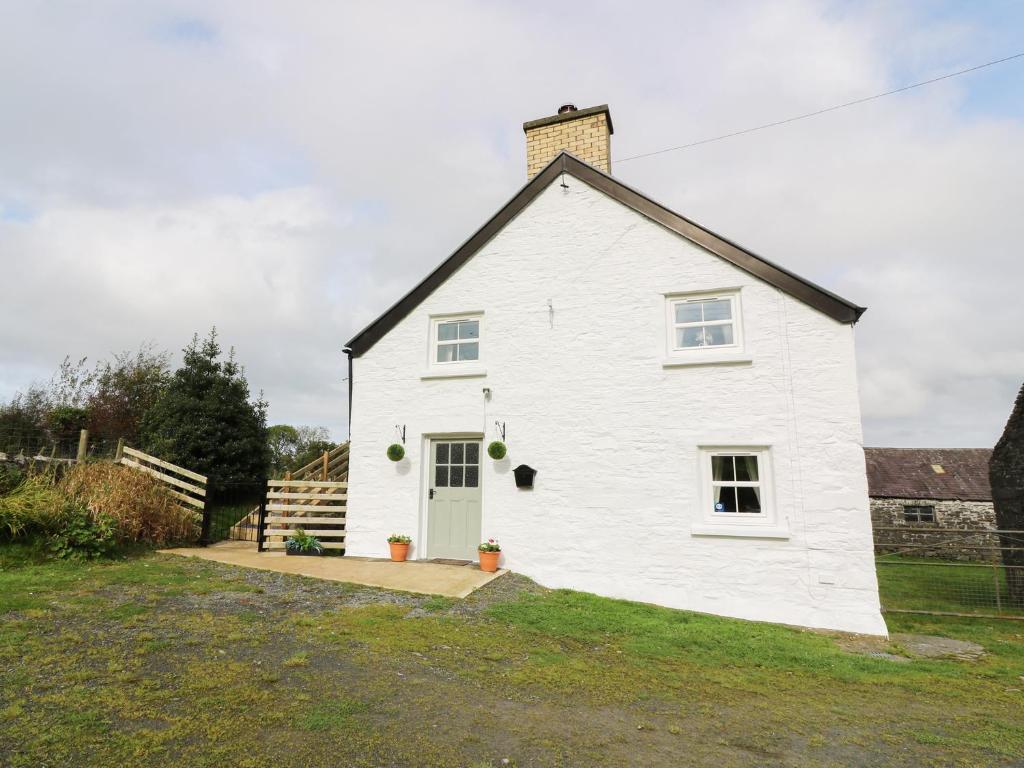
[557,103,577,114]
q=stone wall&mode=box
[871,497,998,561]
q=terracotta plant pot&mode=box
[478,550,500,572]
[389,542,410,562]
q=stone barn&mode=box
[865,447,996,560]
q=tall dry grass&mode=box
[0,473,65,538]
[60,463,199,546]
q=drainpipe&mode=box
[343,346,354,440]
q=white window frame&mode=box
[665,290,743,357]
[429,313,483,368]
[692,446,787,538]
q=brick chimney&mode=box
[523,103,614,178]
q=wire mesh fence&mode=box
[875,527,1024,618]
[0,427,122,463]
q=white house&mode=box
[343,104,886,636]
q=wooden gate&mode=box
[229,442,348,542]
[258,479,347,552]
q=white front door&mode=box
[427,439,482,560]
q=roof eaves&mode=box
[556,152,866,323]
[344,154,569,355]
[346,150,866,356]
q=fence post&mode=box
[322,450,329,480]
[76,429,89,462]
[114,438,125,462]
[993,553,1003,614]
[256,480,268,553]
[199,487,212,547]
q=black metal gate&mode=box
[200,480,267,545]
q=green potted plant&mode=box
[478,538,501,572]
[285,528,324,557]
[388,534,411,562]
[387,443,405,461]
[487,441,507,460]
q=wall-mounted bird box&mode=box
[513,464,537,489]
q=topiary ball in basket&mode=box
[487,441,507,460]
[387,443,405,462]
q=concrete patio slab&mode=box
[159,541,506,598]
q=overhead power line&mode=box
[617,52,1024,163]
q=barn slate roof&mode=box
[344,151,866,357]
[864,447,993,502]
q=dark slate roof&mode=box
[344,151,866,357]
[864,447,993,501]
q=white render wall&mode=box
[346,178,887,636]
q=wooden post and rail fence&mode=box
[0,428,347,550]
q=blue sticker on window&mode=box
[714,502,725,512]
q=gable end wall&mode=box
[345,177,886,636]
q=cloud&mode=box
[0,1,1020,445]
[156,18,219,45]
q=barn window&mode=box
[903,505,936,523]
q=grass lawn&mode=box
[1,546,1023,767]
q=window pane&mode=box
[704,324,733,346]
[436,344,457,363]
[714,485,737,512]
[735,455,759,482]
[451,443,464,464]
[465,443,479,464]
[436,443,449,464]
[712,455,735,481]
[458,342,479,361]
[465,465,479,487]
[450,465,464,487]
[678,327,705,348]
[904,505,935,522]
[434,466,448,487]
[737,486,761,513]
[437,322,458,341]
[702,299,732,321]
[675,302,702,324]
[677,324,734,348]
[458,320,479,340]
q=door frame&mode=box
[418,432,484,561]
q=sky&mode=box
[0,0,1021,448]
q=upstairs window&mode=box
[667,292,741,353]
[903,505,936,523]
[432,315,481,364]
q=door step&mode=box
[428,558,472,566]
